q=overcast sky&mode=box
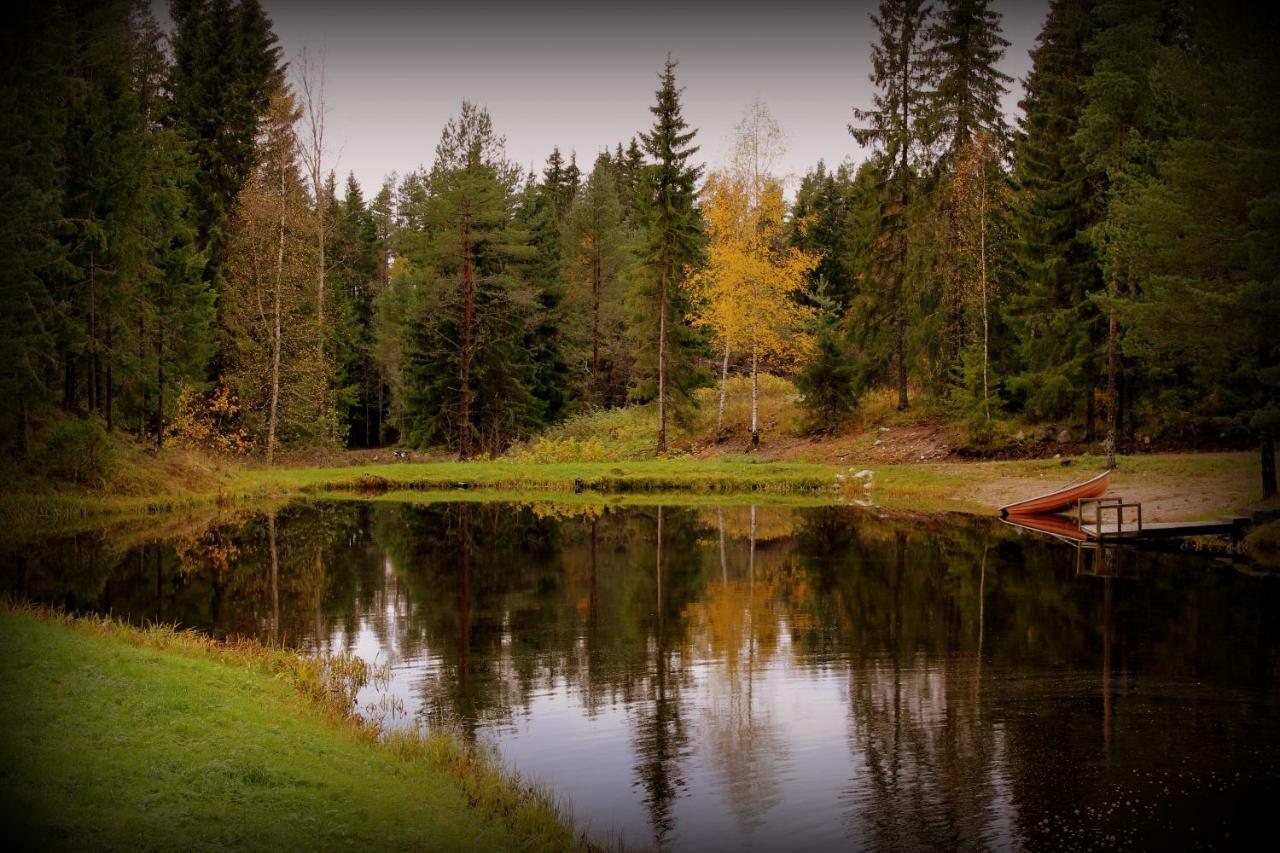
[175,0,1051,195]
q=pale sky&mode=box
[163,0,1051,196]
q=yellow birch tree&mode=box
[686,170,817,447]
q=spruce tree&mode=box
[925,0,1013,387]
[563,153,632,404]
[1118,0,1279,494]
[1005,0,1102,425]
[851,0,937,410]
[0,4,71,452]
[928,0,1013,167]
[1076,0,1176,462]
[789,161,860,311]
[169,0,283,294]
[516,159,575,426]
[632,57,707,453]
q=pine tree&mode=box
[169,0,284,295]
[928,0,1013,167]
[563,153,632,404]
[1076,0,1176,463]
[851,0,938,410]
[0,4,72,452]
[1005,0,1102,426]
[632,57,708,453]
[1118,0,1279,494]
[515,165,575,427]
[396,103,540,457]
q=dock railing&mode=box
[1077,496,1143,542]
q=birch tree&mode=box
[297,48,332,436]
[951,131,1006,421]
[222,90,322,462]
[687,171,816,447]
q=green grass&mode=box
[0,607,584,852]
[254,459,839,495]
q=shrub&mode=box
[40,414,114,485]
[165,381,252,456]
[505,435,613,464]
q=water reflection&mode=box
[4,501,1279,849]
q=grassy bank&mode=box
[3,452,1261,530]
[0,604,586,852]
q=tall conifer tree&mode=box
[1005,0,1102,425]
[928,0,1012,167]
[632,57,707,453]
[851,0,937,410]
[396,103,540,457]
[169,0,283,294]
[563,153,631,404]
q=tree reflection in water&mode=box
[4,500,1279,849]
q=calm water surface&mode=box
[5,500,1279,850]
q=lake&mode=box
[5,499,1278,850]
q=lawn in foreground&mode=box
[0,613,550,852]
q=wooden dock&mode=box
[1080,518,1247,541]
[1002,493,1251,546]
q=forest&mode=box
[1,0,1276,494]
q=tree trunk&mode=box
[592,265,601,399]
[458,212,474,460]
[1105,254,1119,470]
[895,322,909,411]
[88,253,98,416]
[896,37,911,415]
[105,306,114,432]
[657,257,668,455]
[20,400,30,458]
[717,342,730,434]
[979,167,990,421]
[155,315,165,450]
[1263,429,1277,497]
[750,344,760,449]
[138,313,147,436]
[317,209,326,435]
[266,165,286,466]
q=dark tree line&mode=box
[793,0,1278,493]
[1,0,1275,493]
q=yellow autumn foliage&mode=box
[685,170,818,364]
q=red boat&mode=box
[1000,513,1090,542]
[999,470,1111,518]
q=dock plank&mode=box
[1080,519,1240,540]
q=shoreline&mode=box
[2,451,1262,531]
[0,601,592,851]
